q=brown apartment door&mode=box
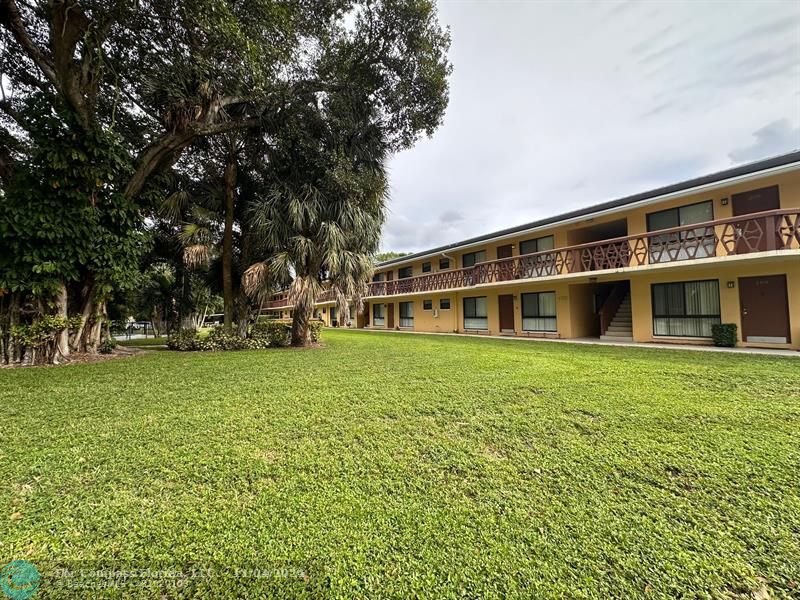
[496,245,514,280]
[731,185,780,253]
[499,295,515,332]
[739,275,791,344]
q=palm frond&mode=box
[160,190,190,224]
[183,244,210,267]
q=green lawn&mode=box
[2,330,799,598]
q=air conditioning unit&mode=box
[433,308,439,318]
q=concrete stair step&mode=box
[600,335,634,342]
[601,292,633,342]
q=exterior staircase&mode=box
[600,293,633,342]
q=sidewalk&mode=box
[352,328,800,357]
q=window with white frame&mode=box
[519,235,556,275]
[372,303,385,327]
[519,235,554,256]
[647,201,715,263]
[521,292,557,331]
[399,302,414,328]
[463,296,488,329]
[439,298,451,310]
[462,250,486,268]
[652,280,720,337]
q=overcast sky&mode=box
[381,0,800,253]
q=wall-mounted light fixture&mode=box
[727,281,735,289]
[721,197,729,206]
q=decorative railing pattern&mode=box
[366,209,800,297]
[262,289,335,310]
[262,210,799,307]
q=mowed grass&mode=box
[116,336,167,347]
[1,330,799,598]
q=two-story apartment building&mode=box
[264,151,800,350]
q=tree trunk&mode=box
[55,281,70,361]
[4,294,20,364]
[70,278,95,352]
[291,302,313,347]
[236,292,252,338]
[222,152,237,332]
[79,299,103,354]
[175,256,190,330]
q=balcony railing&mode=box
[367,209,800,297]
[262,289,335,310]
[262,298,290,309]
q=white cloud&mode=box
[381,0,800,253]
[729,119,800,163]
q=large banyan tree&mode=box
[0,0,451,363]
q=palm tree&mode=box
[243,98,388,346]
[158,133,261,335]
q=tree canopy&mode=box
[0,0,452,360]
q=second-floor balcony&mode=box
[367,209,800,297]
[262,289,336,310]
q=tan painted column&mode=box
[630,278,652,342]
[788,265,800,350]
[557,288,571,338]
[718,278,740,341]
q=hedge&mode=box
[167,321,323,352]
[711,323,737,347]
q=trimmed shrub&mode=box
[711,323,737,347]
[167,328,200,351]
[206,326,247,351]
[250,320,291,347]
[168,321,322,351]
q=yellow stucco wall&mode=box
[368,257,799,350]
[307,169,800,349]
[630,258,799,349]
[568,284,599,338]
[369,282,575,337]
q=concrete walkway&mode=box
[351,327,800,357]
